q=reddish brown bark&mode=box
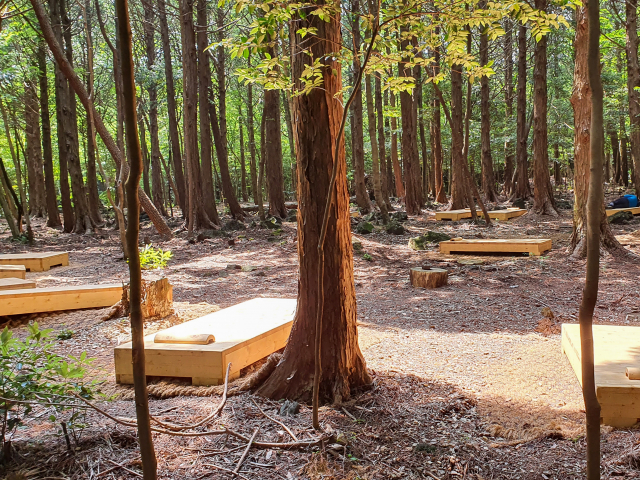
[449,64,466,209]
[479,5,498,203]
[263,66,287,218]
[389,90,404,198]
[513,23,532,200]
[627,0,640,193]
[257,3,370,403]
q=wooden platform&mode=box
[114,298,296,386]
[435,208,526,221]
[439,238,552,256]
[0,284,122,316]
[0,252,68,272]
[0,265,26,279]
[0,278,36,291]
[606,207,640,217]
[562,324,640,427]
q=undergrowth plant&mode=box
[0,323,102,454]
[138,244,173,270]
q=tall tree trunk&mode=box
[626,0,640,194]
[383,89,395,196]
[140,114,151,197]
[350,0,370,213]
[365,75,388,222]
[375,76,392,210]
[282,90,297,195]
[513,23,532,200]
[115,0,157,474]
[61,0,93,233]
[143,1,167,217]
[38,42,61,227]
[399,31,422,215]
[570,1,624,257]
[196,0,219,223]
[389,90,404,198]
[247,80,259,204]
[24,81,46,217]
[431,35,446,203]
[581,0,604,475]
[257,1,370,403]
[620,118,629,187]
[211,8,244,220]
[480,5,498,202]
[449,64,466,209]
[263,49,287,218]
[157,0,186,213]
[610,128,621,183]
[238,103,248,202]
[503,19,515,195]
[180,0,211,233]
[416,68,429,201]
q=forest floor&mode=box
[2,190,640,479]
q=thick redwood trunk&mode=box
[238,104,248,201]
[480,8,498,202]
[503,20,515,195]
[24,81,46,217]
[513,23,531,200]
[158,0,186,213]
[247,81,259,203]
[375,76,392,210]
[399,32,422,215]
[431,37,446,203]
[570,1,624,257]
[450,65,466,209]
[365,75,388,221]
[257,3,370,403]
[389,90,404,198]
[38,42,61,227]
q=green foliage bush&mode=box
[0,323,102,449]
[138,245,173,270]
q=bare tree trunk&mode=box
[38,42,61,227]
[399,30,422,215]
[238,103,248,202]
[375,75,392,210]
[115,0,157,474]
[157,0,186,214]
[384,89,395,196]
[620,118,629,187]
[626,0,640,193]
[257,3,370,402]
[211,8,244,220]
[503,19,515,195]
[247,80,259,204]
[449,64,466,209]
[431,35,446,203]
[24,81,46,217]
[282,90,297,195]
[0,177,19,237]
[139,114,151,197]
[416,68,430,201]
[480,2,498,202]
[196,0,219,223]
[581,0,603,475]
[350,0,370,213]
[389,90,404,198]
[514,23,532,200]
[365,75,388,222]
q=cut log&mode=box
[410,267,448,289]
[0,265,26,279]
[104,277,174,321]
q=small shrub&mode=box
[362,253,372,261]
[138,245,173,270]
[0,323,102,451]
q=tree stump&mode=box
[410,268,448,289]
[102,277,174,321]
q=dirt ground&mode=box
[2,194,640,479]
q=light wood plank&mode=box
[605,207,640,217]
[435,209,472,221]
[0,252,69,272]
[435,208,527,222]
[562,324,640,427]
[114,298,296,386]
[0,265,26,279]
[489,208,527,220]
[0,284,122,315]
[0,278,36,291]
[439,238,552,256]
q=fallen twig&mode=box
[252,398,298,441]
[106,459,142,478]
[235,427,260,474]
[202,463,251,480]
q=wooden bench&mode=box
[115,297,296,386]
[0,284,122,316]
[0,278,36,291]
[0,252,69,272]
[0,265,26,279]
[439,238,552,256]
[562,324,640,427]
[435,208,526,221]
[606,207,640,217]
